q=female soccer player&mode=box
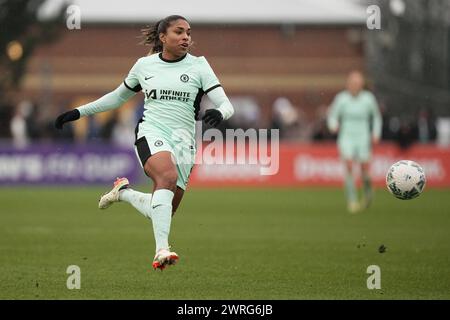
[327,71,382,213]
[55,15,234,270]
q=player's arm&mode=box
[370,94,382,144]
[327,95,342,134]
[198,57,234,127]
[202,86,234,127]
[55,60,141,129]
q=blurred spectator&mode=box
[98,111,118,141]
[271,97,300,140]
[386,115,401,141]
[227,96,261,130]
[112,102,138,147]
[312,119,335,141]
[437,118,450,147]
[0,103,13,139]
[25,101,42,140]
[10,101,32,148]
[416,107,437,143]
[396,119,416,150]
[379,102,395,141]
[312,104,335,141]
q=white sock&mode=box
[150,189,174,252]
[119,188,152,219]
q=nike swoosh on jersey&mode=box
[144,76,154,80]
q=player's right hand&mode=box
[55,109,81,129]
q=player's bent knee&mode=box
[154,171,178,191]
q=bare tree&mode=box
[0,0,67,101]
[365,0,450,116]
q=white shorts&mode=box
[134,122,196,190]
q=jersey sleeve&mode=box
[76,83,136,117]
[123,59,142,93]
[327,93,342,133]
[206,86,234,120]
[199,57,221,94]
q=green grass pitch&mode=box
[0,187,449,299]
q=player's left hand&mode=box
[372,136,380,145]
[202,109,223,127]
[55,109,81,129]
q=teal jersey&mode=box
[327,90,382,143]
[124,53,221,141]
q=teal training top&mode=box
[327,90,382,143]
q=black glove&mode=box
[55,109,80,129]
[202,109,223,127]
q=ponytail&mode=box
[140,20,163,55]
[140,15,188,55]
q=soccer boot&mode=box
[152,248,179,271]
[347,201,361,214]
[98,177,129,209]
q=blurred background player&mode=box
[54,15,234,270]
[327,71,382,213]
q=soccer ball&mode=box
[386,160,426,200]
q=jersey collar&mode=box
[158,52,187,63]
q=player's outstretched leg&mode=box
[98,177,154,219]
[119,188,153,218]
